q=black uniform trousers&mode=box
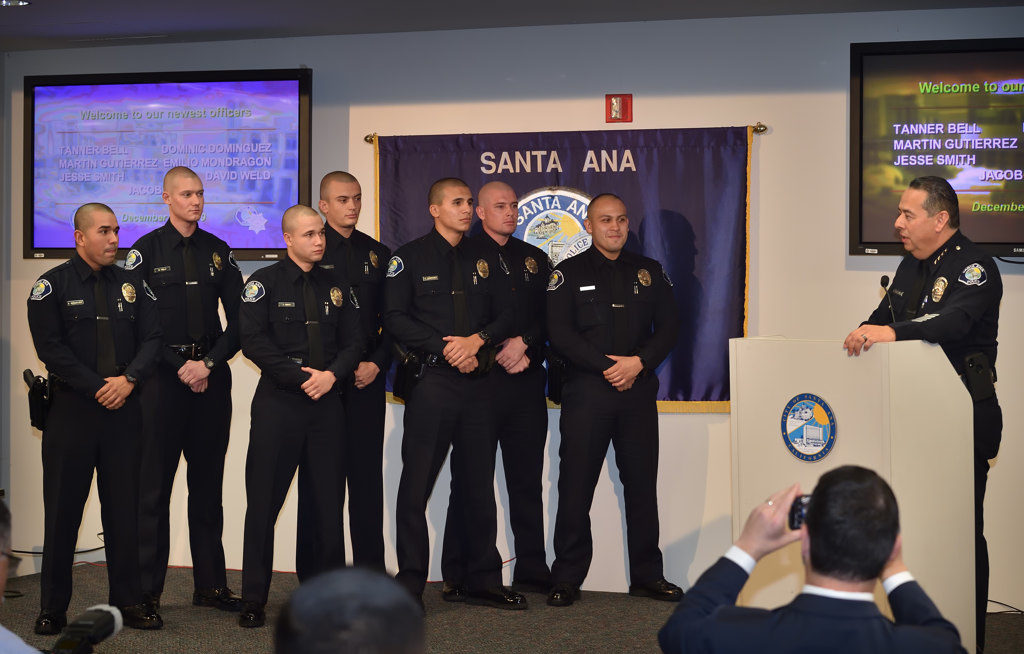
[40,384,144,612]
[138,364,232,597]
[442,365,550,586]
[550,372,663,587]
[974,394,1002,651]
[241,378,345,605]
[395,366,502,596]
[295,373,387,579]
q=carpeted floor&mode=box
[2,565,1022,653]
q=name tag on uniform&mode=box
[66,299,85,306]
[422,275,439,282]
[185,281,199,286]
[579,285,596,291]
[278,301,295,308]
[153,266,171,273]
[612,303,625,308]
[320,264,335,269]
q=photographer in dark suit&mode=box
[658,465,966,654]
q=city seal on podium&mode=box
[780,393,837,462]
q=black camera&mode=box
[788,495,811,530]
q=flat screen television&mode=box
[24,68,311,260]
[850,38,1024,257]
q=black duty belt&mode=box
[51,364,127,389]
[168,343,209,360]
[422,353,453,368]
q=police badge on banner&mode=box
[780,393,837,462]
[514,187,592,265]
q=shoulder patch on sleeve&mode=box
[143,279,158,301]
[124,249,143,271]
[30,278,52,301]
[242,280,266,302]
[387,256,404,278]
[228,251,240,270]
[547,269,565,292]
[958,263,987,287]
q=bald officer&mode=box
[238,205,365,628]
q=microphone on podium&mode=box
[880,275,895,323]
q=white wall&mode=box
[3,8,1023,608]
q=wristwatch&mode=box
[124,373,138,385]
[203,357,216,370]
[476,331,492,345]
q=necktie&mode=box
[94,272,117,376]
[608,262,629,354]
[450,247,469,336]
[303,272,325,369]
[183,237,205,343]
[903,259,928,321]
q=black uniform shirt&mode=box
[322,225,392,371]
[863,230,1001,375]
[28,252,162,398]
[382,228,514,355]
[126,221,243,369]
[547,246,680,375]
[472,232,552,364]
[240,257,366,390]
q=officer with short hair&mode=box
[441,181,553,599]
[129,166,244,613]
[27,203,163,634]
[383,177,525,611]
[545,193,683,607]
[238,205,366,628]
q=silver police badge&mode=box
[931,277,948,303]
[121,283,137,303]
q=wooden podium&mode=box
[729,337,976,651]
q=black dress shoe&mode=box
[238,602,266,628]
[510,578,550,594]
[194,586,244,612]
[546,585,581,607]
[441,581,466,602]
[628,577,683,602]
[33,611,67,635]
[119,604,164,630]
[465,586,528,610]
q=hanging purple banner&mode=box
[376,127,750,411]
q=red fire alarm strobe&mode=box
[605,94,633,123]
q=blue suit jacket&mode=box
[658,558,966,654]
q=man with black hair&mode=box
[658,465,966,654]
[843,176,1001,651]
[275,568,424,654]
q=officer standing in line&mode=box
[27,203,163,634]
[383,177,526,611]
[440,181,552,601]
[843,176,1002,652]
[128,166,244,614]
[295,171,391,579]
[237,205,366,628]
[545,193,683,607]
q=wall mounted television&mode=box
[24,68,311,260]
[850,38,1024,257]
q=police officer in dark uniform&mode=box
[843,176,1001,652]
[545,193,683,607]
[128,167,244,614]
[294,171,391,578]
[441,181,552,599]
[27,203,163,634]
[383,177,526,611]
[238,205,365,628]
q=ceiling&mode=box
[1,0,1022,52]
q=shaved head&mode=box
[586,193,625,221]
[478,181,515,204]
[163,166,201,192]
[282,204,322,234]
[73,202,115,231]
[319,171,359,201]
[428,177,470,207]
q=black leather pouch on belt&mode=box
[963,352,996,403]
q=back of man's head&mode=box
[275,568,424,654]
[805,465,899,582]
